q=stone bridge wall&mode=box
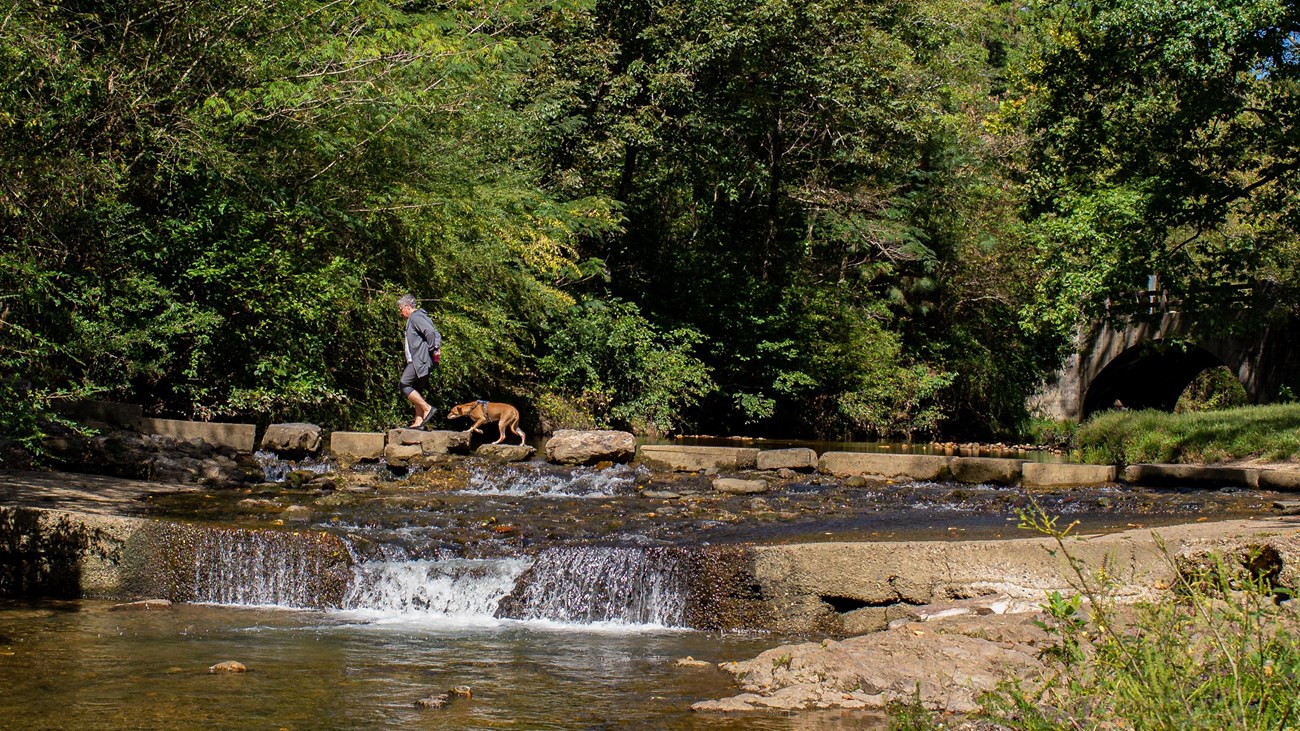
[1032,311,1299,421]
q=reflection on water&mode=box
[637,436,1070,463]
[0,599,879,730]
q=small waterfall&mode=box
[254,449,334,483]
[496,546,689,627]
[343,558,530,618]
[137,525,352,608]
[131,525,695,628]
[460,464,638,497]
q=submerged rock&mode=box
[476,444,536,463]
[109,599,172,611]
[712,478,768,495]
[415,693,449,709]
[209,660,248,674]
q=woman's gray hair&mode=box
[396,294,418,308]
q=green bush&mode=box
[1025,416,1079,449]
[976,507,1300,731]
[1176,367,1250,414]
[536,299,715,434]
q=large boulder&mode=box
[260,423,323,457]
[545,429,636,465]
[693,614,1046,714]
[476,444,536,463]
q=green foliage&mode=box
[536,299,714,434]
[0,0,617,438]
[1025,417,1079,449]
[533,0,1049,440]
[1074,404,1300,465]
[983,504,1300,731]
[1175,366,1251,414]
[1016,0,1300,338]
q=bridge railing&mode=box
[1100,284,1254,320]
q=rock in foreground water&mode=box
[208,660,248,674]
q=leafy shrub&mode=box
[1175,366,1249,414]
[1074,404,1300,465]
[978,506,1300,731]
[536,299,714,434]
[1024,416,1079,449]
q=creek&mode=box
[0,446,1281,729]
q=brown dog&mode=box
[446,400,526,445]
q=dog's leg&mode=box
[495,412,520,445]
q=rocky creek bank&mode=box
[692,525,1300,715]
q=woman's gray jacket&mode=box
[404,308,442,377]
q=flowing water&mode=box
[0,449,1284,728]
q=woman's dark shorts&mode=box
[399,362,429,396]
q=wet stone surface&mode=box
[137,457,1281,562]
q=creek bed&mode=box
[140,460,1278,560]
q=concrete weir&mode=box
[0,506,351,606]
[5,493,1299,635]
[638,445,760,471]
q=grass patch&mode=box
[1073,403,1300,466]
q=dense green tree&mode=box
[531,0,1045,438]
[0,0,617,446]
[1013,0,1300,338]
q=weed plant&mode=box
[975,503,1300,731]
[1073,403,1300,465]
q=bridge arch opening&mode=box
[1082,344,1228,418]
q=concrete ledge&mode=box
[949,457,1025,486]
[639,445,760,472]
[1124,463,1259,489]
[817,452,950,481]
[1021,462,1116,487]
[329,432,385,463]
[134,417,256,453]
[756,448,818,472]
[751,517,1300,634]
[1260,470,1300,492]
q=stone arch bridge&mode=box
[1031,292,1299,422]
